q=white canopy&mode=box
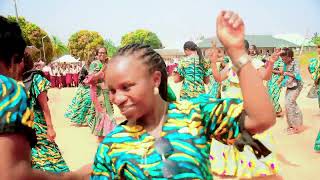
[53,55,80,63]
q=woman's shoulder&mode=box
[0,75,24,95]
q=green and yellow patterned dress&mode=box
[267,57,285,113]
[309,57,320,108]
[65,65,95,126]
[91,94,272,179]
[30,74,69,172]
[0,75,36,147]
[308,57,320,151]
[208,57,231,98]
[177,55,211,100]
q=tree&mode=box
[311,32,320,45]
[7,16,54,63]
[51,36,69,58]
[121,29,163,49]
[68,30,104,61]
[104,39,118,57]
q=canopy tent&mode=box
[53,55,80,63]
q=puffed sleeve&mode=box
[91,141,118,179]
[31,74,51,98]
[197,94,271,158]
[0,75,36,147]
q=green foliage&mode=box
[68,30,104,61]
[7,16,54,63]
[51,36,69,58]
[104,39,118,57]
[311,32,320,45]
[121,29,163,49]
[298,51,318,66]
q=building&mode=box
[197,35,300,57]
[155,48,185,63]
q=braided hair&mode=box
[114,43,168,101]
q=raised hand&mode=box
[268,51,281,64]
[216,11,245,61]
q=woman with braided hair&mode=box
[173,41,211,100]
[90,10,278,179]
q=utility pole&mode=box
[13,0,19,22]
[42,35,48,61]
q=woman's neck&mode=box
[137,96,167,135]
[0,63,11,77]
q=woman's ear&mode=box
[152,70,162,88]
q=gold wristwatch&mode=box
[232,54,252,73]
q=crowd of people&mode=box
[37,63,82,88]
[0,9,319,180]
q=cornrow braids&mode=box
[115,43,168,101]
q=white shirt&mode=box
[42,65,51,72]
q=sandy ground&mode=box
[48,76,320,180]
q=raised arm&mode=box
[209,48,229,82]
[258,53,280,80]
[216,11,276,134]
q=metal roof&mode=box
[198,35,299,48]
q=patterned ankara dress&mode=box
[64,65,94,126]
[282,59,303,129]
[177,55,211,100]
[29,74,69,172]
[308,57,320,151]
[90,94,273,179]
[267,57,285,113]
[88,60,115,137]
[0,75,36,147]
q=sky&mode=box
[1,0,320,49]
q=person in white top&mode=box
[65,65,72,87]
[42,64,51,81]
